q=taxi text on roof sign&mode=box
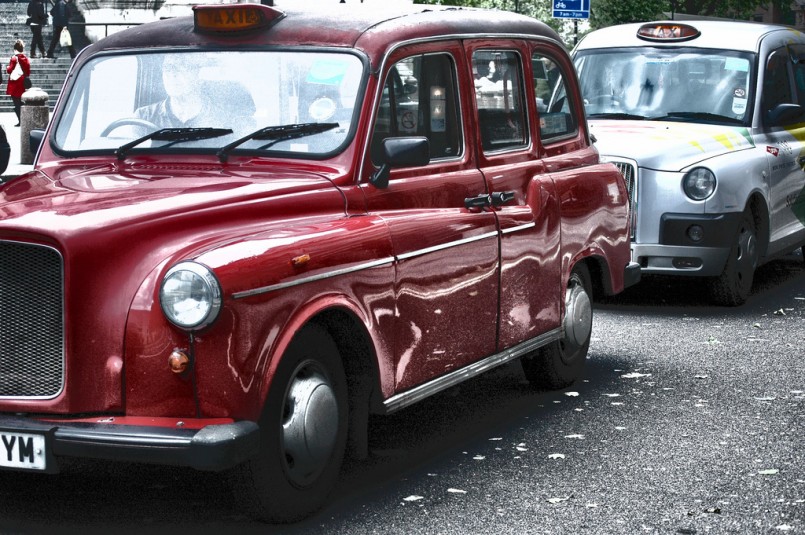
[636,22,700,42]
[193,4,285,33]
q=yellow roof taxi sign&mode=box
[193,4,285,33]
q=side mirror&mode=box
[370,137,430,189]
[29,129,45,156]
[767,103,805,126]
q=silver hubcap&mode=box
[563,278,592,351]
[281,361,339,487]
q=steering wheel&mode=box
[100,118,158,137]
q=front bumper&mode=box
[632,212,741,276]
[0,415,260,473]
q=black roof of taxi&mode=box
[84,4,562,63]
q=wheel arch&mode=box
[745,191,769,258]
[259,298,382,462]
[571,253,610,299]
[309,307,381,460]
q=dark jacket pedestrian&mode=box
[26,0,47,58]
[46,0,75,59]
[6,40,32,126]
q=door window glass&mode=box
[371,53,461,164]
[532,53,578,141]
[473,50,527,152]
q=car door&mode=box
[360,43,500,393]
[761,46,805,252]
[467,41,562,350]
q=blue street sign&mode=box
[552,0,589,19]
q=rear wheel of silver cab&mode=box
[229,323,348,523]
[710,212,757,307]
[521,264,592,390]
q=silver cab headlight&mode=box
[683,167,716,201]
[160,262,222,331]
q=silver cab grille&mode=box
[609,159,637,240]
[0,240,64,398]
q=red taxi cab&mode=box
[0,3,638,521]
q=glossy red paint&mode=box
[0,4,635,501]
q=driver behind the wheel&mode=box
[133,55,222,131]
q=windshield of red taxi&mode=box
[53,51,364,156]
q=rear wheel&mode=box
[229,323,348,523]
[710,212,757,306]
[521,264,592,390]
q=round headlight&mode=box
[683,167,716,201]
[159,262,222,331]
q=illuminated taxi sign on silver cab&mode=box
[636,23,701,42]
[193,4,285,33]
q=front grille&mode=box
[610,160,637,240]
[0,241,64,398]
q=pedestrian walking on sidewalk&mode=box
[26,0,48,58]
[6,40,31,127]
[46,0,75,60]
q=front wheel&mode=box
[229,323,348,523]
[521,264,592,390]
[710,213,758,306]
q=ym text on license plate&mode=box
[0,431,47,470]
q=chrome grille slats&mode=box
[0,241,64,398]
[610,160,637,240]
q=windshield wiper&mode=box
[116,127,234,160]
[651,112,744,125]
[588,113,648,120]
[216,122,339,163]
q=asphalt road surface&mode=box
[1,256,803,535]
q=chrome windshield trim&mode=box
[501,222,536,235]
[231,257,395,299]
[382,328,562,414]
[396,231,499,261]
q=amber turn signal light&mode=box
[169,350,190,373]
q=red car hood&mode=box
[0,163,344,239]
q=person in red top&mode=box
[6,40,32,127]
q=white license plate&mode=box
[0,431,47,471]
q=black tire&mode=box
[521,264,592,390]
[710,212,758,307]
[229,323,348,523]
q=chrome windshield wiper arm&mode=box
[116,127,233,160]
[216,122,339,163]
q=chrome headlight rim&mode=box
[159,261,222,331]
[683,167,716,201]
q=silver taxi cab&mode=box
[574,21,805,305]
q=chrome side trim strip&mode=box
[232,257,395,299]
[396,231,499,261]
[501,222,536,235]
[232,230,499,299]
[382,328,562,414]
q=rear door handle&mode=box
[491,191,516,206]
[464,194,492,209]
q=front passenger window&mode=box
[371,53,461,165]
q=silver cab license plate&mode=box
[0,431,48,471]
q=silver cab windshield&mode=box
[53,50,364,156]
[574,48,755,125]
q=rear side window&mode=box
[532,53,578,142]
[371,53,461,164]
[473,50,528,152]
